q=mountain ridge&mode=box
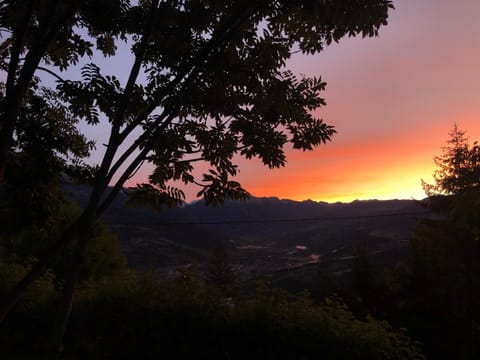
[63,183,431,277]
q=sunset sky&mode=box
[59,0,480,203]
[211,0,480,203]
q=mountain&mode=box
[170,197,430,277]
[63,184,431,278]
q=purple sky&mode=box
[38,0,480,202]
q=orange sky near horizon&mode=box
[124,0,480,203]
[215,0,480,203]
[237,117,480,202]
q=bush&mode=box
[61,274,424,359]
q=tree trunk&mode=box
[0,0,34,183]
[0,107,17,183]
[45,222,92,359]
[0,1,72,183]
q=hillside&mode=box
[64,184,431,278]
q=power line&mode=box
[106,210,432,226]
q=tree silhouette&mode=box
[0,0,394,356]
[422,124,480,234]
[206,242,235,296]
[351,245,375,305]
[409,125,480,358]
[0,0,125,182]
[422,123,480,197]
[0,86,94,237]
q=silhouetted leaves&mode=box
[127,183,185,211]
[197,169,250,206]
[0,0,395,354]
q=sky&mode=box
[204,0,480,203]
[40,0,480,203]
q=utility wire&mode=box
[106,210,432,226]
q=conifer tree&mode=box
[206,242,235,296]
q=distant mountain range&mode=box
[64,183,432,280]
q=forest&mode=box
[1,1,479,359]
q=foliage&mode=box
[422,124,480,197]
[68,218,127,283]
[419,124,480,238]
[0,84,94,235]
[351,245,376,304]
[421,123,480,238]
[0,0,394,266]
[0,261,58,357]
[0,0,126,182]
[126,183,186,211]
[399,216,480,359]
[0,200,127,284]
[206,241,235,296]
[1,0,394,209]
[422,124,480,256]
[354,125,480,359]
[0,0,394,353]
[0,260,57,312]
[1,269,424,359]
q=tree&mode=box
[410,125,480,358]
[0,0,394,356]
[0,84,94,238]
[351,245,376,304]
[206,242,235,296]
[422,124,480,232]
[0,0,128,182]
[422,123,480,197]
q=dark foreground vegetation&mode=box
[0,264,424,359]
[0,200,424,358]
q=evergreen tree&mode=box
[206,242,235,296]
[406,125,480,358]
[422,123,480,197]
[351,245,375,304]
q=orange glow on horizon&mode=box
[126,116,479,204]
[241,161,435,203]
[124,1,480,204]
[233,118,479,204]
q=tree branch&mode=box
[104,107,173,185]
[97,139,153,217]
[37,66,66,83]
[116,3,261,145]
[112,0,159,132]
[4,0,33,96]
[81,0,161,217]
[14,0,71,98]
[97,3,262,215]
